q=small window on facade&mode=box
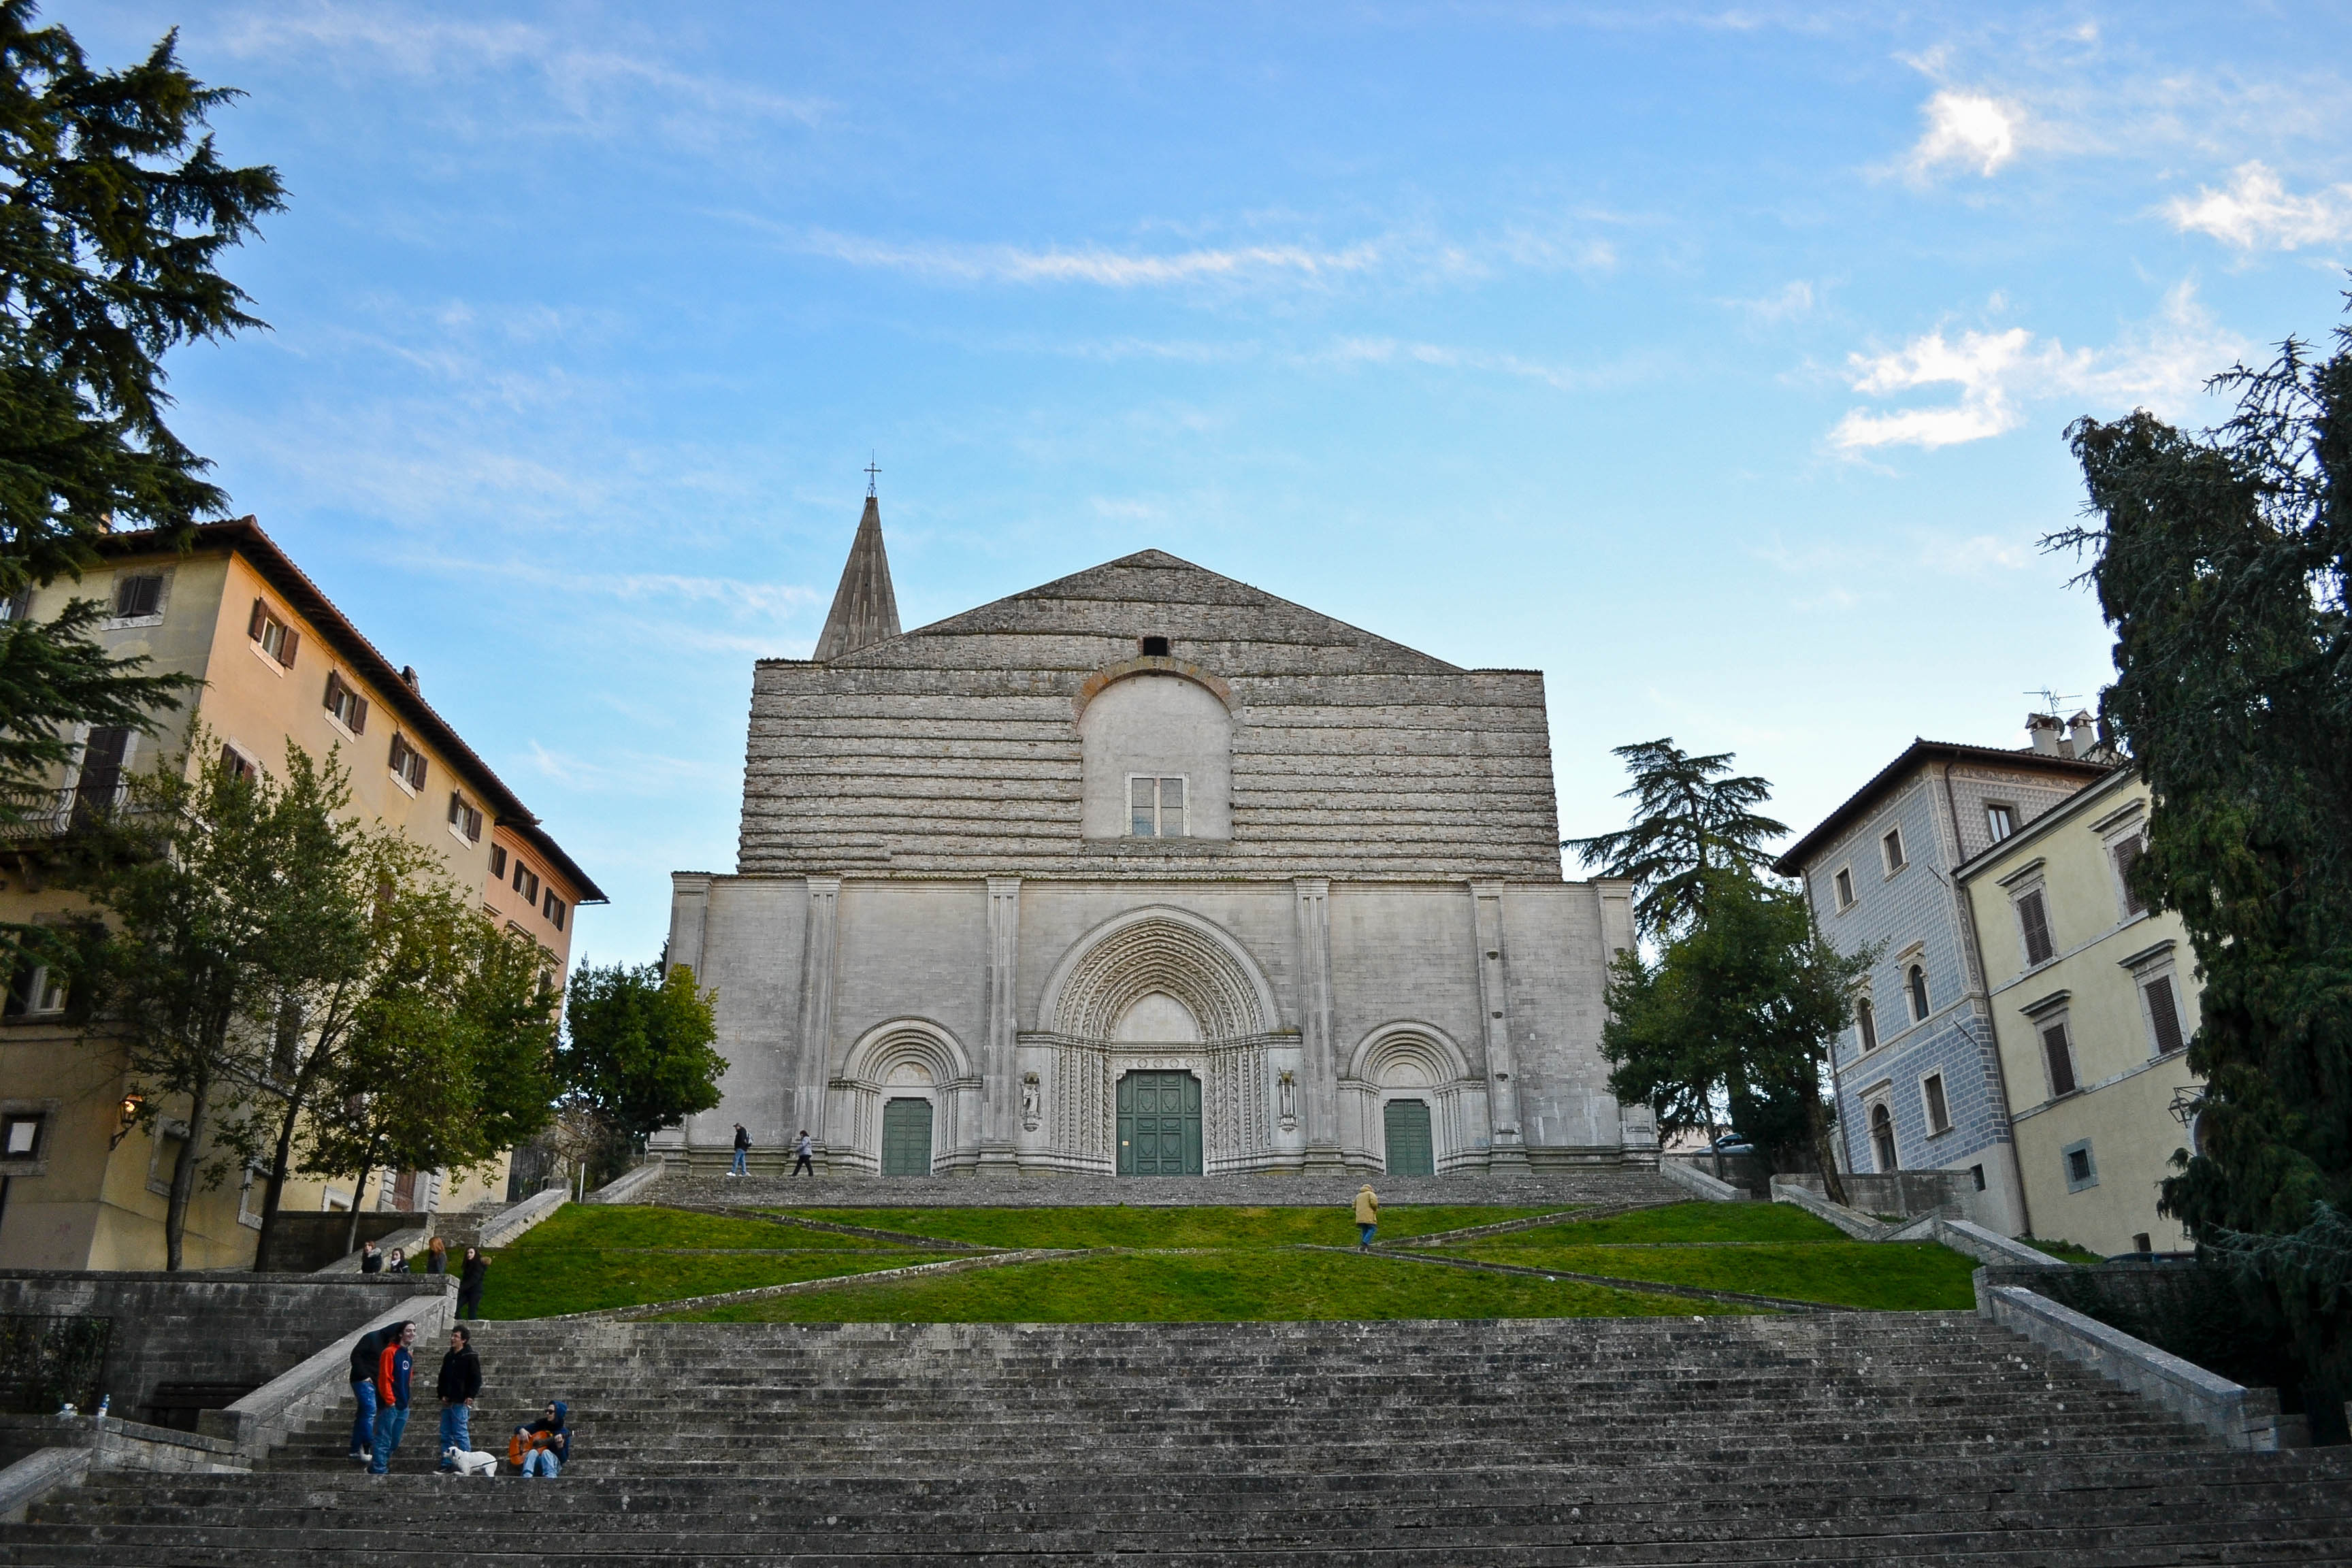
[387,733,427,791]
[544,892,565,930]
[1882,827,1906,873]
[489,845,507,879]
[1855,996,1878,1052]
[2062,1139,2098,1192]
[71,725,131,826]
[2142,973,2186,1057]
[1985,803,2016,842]
[113,574,163,619]
[1833,867,1855,910]
[1139,636,1171,657]
[245,598,298,666]
[2113,835,2149,917]
[323,672,368,734]
[2134,1232,2153,1254]
[448,791,483,845]
[2041,1021,2078,1097]
[2016,888,2055,967]
[1907,963,1930,1022]
[1869,1102,1897,1173]
[1,1114,39,1158]
[1970,1163,1987,1192]
[1,589,32,622]
[3,960,65,1019]
[1922,1073,1951,1135]
[219,744,254,781]
[1128,775,1186,838]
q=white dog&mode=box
[443,1446,499,1477]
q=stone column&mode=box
[1471,881,1529,1173]
[978,877,1022,1174]
[1294,878,1343,1171]
[793,877,840,1161]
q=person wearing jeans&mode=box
[729,1123,749,1177]
[514,1400,568,1477]
[435,1325,481,1471]
[369,1321,416,1475]
[345,1321,398,1464]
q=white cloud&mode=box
[1921,534,2034,574]
[1830,283,2243,452]
[1727,280,1815,323]
[1322,337,1601,391]
[2165,162,2352,251]
[798,231,1382,288]
[1905,90,2023,180]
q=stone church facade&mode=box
[659,496,1652,1177]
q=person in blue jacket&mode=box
[368,1320,416,1475]
[345,1322,399,1464]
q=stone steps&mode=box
[655,1170,1686,1210]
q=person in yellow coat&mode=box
[1354,1185,1380,1250]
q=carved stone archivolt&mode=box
[1039,906,1279,1043]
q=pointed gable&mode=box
[812,495,900,662]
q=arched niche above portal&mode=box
[1114,991,1203,1043]
[1075,666,1234,841]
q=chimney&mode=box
[399,665,420,694]
[2065,710,2098,760]
[2025,713,2065,756]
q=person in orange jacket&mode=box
[368,1320,415,1475]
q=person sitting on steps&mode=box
[511,1399,569,1477]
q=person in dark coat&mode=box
[456,1246,489,1320]
[729,1123,750,1177]
[425,1237,448,1275]
[359,1240,382,1274]
[512,1399,569,1477]
[346,1322,398,1463]
[386,1247,409,1274]
[435,1326,483,1471]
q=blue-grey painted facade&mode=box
[1777,734,2110,1236]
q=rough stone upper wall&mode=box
[738,552,1564,880]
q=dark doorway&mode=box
[1116,1071,1202,1176]
[881,1097,934,1175]
[1384,1100,1435,1177]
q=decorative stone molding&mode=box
[1071,655,1236,722]
[1038,905,1279,1044]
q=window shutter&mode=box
[2144,976,2185,1056]
[2019,890,2054,966]
[1856,998,1878,1051]
[277,627,299,667]
[323,671,342,711]
[248,599,266,640]
[349,696,367,734]
[448,792,461,826]
[2042,1024,2076,1096]
[2114,838,2147,915]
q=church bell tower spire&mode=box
[812,485,902,662]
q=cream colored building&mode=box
[1955,765,2200,1256]
[0,519,602,1269]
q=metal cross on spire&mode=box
[864,453,881,499]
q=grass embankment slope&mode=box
[763,1204,1554,1250]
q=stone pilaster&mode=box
[979,876,1022,1173]
[1471,881,1529,1172]
[1293,878,1343,1170]
[792,877,840,1153]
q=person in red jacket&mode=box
[368,1320,416,1475]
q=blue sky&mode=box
[66,3,2352,963]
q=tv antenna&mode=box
[2024,687,2082,721]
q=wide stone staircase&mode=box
[7,1312,2349,1563]
[654,1166,1685,1210]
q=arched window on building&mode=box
[1869,1102,1898,1173]
[1907,964,1930,1023]
[1077,672,1232,840]
[1855,996,1878,1052]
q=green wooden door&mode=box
[1115,1071,1202,1176]
[880,1097,934,1176]
[1384,1099,1435,1177]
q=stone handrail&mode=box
[477,1185,568,1244]
[199,1281,455,1458]
[312,1224,430,1274]
[585,1159,666,1206]
[1933,1217,2067,1269]
[1976,1278,2304,1450]
[1656,1160,1744,1203]
[1767,1179,1891,1238]
[0,1446,88,1524]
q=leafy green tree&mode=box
[0,5,283,843]
[1565,738,1789,941]
[2056,301,2351,1421]
[558,962,724,1145]
[1599,869,1870,1203]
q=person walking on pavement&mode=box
[369,1320,416,1474]
[435,1325,482,1472]
[456,1246,489,1320]
[792,1129,815,1177]
[729,1123,749,1177]
[346,1321,398,1464]
[1354,1184,1381,1250]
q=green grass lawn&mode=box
[664,1246,1740,1324]
[2020,1237,2107,1265]
[762,1204,1562,1250]
[473,1205,930,1318]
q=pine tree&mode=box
[1564,737,1789,941]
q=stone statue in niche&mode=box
[1020,1072,1041,1130]
[1277,1070,1296,1130]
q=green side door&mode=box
[1115,1071,1203,1176]
[880,1096,934,1176]
[1384,1098,1435,1177]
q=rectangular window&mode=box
[245,598,298,666]
[489,845,507,879]
[2112,835,2148,916]
[1833,867,1855,909]
[2062,1139,2099,1192]
[1,1114,39,1158]
[323,671,368,734]
[1855,995,1878,1052]
[1128,776,1186,838]
[71,725,131,826]
[2041,1021,2077,1098]
[1882,827,1906,873]
[2016,888,2055,967]
[1985,803,2016,842]
[1,589,33,622]
[3,960,65,1019]
[112,574,163,619]
[2142,973,2186,1057]
[543,892,566,931]
[448,791,483,845]
[218,744,254,781]
[1921,1073,1951,1136]
[387,733,427,791]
